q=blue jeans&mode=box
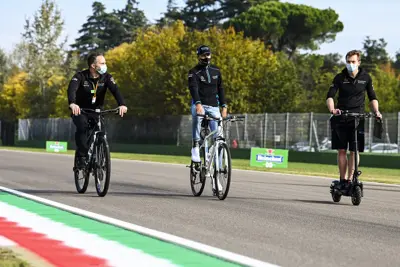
[191,104,222,144]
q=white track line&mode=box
[1,149,399,187]
[0,236,16,246]
[0,186,278,267]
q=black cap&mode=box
[197,45,211,56]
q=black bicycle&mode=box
[72,107,120,197]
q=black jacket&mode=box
[188,64,227,107]
[67,69,125,109]
[326,67,377,113]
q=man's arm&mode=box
[67,73,82,115]
[366,76,380,116]
[217,71,227,109]
[106,74,126,106]
[188,70,201,105]
[326,75,340,114]
[67,73,80,106]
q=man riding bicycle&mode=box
[326,49,382,190]
[67,52,128,168]
[188,45,228,194]
[188,45,228,162]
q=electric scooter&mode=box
[329,110,379,206]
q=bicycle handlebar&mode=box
[333,110,374,118]
[80,107,120,115]
[196,113,245,121]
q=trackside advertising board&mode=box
[250,147,289,168]
[46,141,68,153]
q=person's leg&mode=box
[72,113,89,167]
[347,118,365,180]
[191,104,202,162]
[331,116,348,187]
[205,105,222,140]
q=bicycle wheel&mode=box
[74,151,89,194]
[94,137,111,197]
[214,142,231,200]
[190,146,206,196]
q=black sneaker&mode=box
[76,156,87,169]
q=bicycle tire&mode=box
[190,147,206,196]
[94,137,111,197]
[214,142,232,200]
[74,151,89,194]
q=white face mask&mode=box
[346,63,358,73]
[97,64,107,75]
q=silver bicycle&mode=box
[188,113,244,200]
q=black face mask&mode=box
[198,53,211,66]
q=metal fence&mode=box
[17,112,400,154]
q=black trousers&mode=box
[72,113,96,157]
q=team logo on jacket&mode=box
[200,76,206,82]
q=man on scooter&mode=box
[326,49,382,189]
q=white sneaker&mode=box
[191,147,201,162]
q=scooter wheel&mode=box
[351,185,362,206]
[331,192,341,203]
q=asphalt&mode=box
[0,150,399,267]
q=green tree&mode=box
[225,2,344,58]
[21,0,71,117]
[369,64,400,112]
[105,21,308,116]
[362,36,390,71]
[71,2,108,57]
[115,0,147,43]
[72,0,147,59]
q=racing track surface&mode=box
[0,150,400,267]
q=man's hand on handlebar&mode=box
[196,103,204,115]
[69,103,80,115]
[330,109,342,115]
[118,105,128,117]
[221,107,227,118]
[375,111,382,119]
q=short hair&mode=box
[87,52,104,68]
[346,50,361,61]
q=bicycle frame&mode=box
[81,108,119,171]
[197,114,242,175]
[199,117,225,174]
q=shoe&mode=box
[191,147,201,162]
[76,156,86,169]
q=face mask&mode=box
[346,63,358,73]
[199,54,211,66]
[97,65,107,75]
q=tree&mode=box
[163,0,220,30]
[224,2,344,58]
[115,0,147,43]
[160,0,274,29]
[0,48,9,86]
[369,64,400,112]
[21,0,71,117]
[72,0,147,58]
[362,36,390,71]
[104,21,307,116]
[71,2,108,57]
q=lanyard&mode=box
[91,81,99,97]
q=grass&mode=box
[1,146,399,184]
[0,248,31,267]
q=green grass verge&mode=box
[1,146,399,185]
[0,248,31,267]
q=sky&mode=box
[0,0,399,60]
